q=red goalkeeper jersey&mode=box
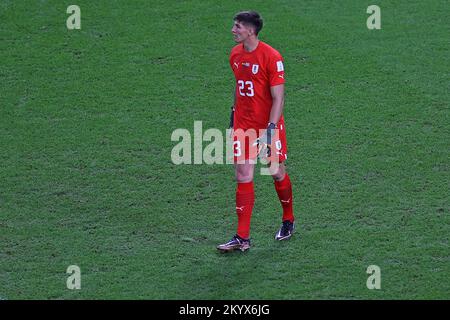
[230,41,285,130]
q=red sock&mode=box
[235,181,255,239]
[274,173,294,222]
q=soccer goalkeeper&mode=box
[217,11,296,252]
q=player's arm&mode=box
[268,84,285,125]
[254,84,285,153]
[229,87,236,128]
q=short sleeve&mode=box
[267,53,285,86]
[229,48,237,71]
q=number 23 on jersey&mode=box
[237,80,254,97]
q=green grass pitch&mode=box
[0,0,448,299]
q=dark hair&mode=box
[234,11,263,35]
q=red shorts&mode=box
[233,121,288,164]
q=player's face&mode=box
[231,21,254,43]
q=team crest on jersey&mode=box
[252,64,259,74]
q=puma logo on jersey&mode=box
[233,62,239,69]
[278,74,284,79]
[236,206,245,212]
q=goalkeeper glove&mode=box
[253,122,276,158]
[229,107,235,129]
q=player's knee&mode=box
[272,172,285,181]
[236,173,253,183]
[235,164,254,182]
[271,164,286,181]
[235,169,253,182]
